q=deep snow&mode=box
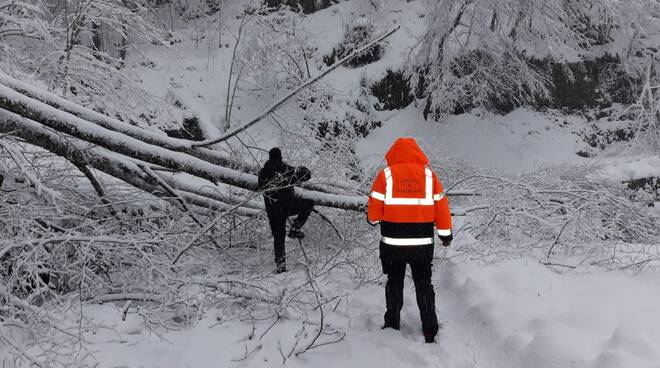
[12,256,660,368]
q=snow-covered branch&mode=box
[191,25,400,148]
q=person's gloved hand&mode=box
[296,166,312,182]
[367,218,380,226]
[439,234,453,247]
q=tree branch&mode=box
[191,25,401,148]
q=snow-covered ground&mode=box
[24,257,660,368]
[357,106,591,172]
[2,0,659,367]
[358,105,660,183]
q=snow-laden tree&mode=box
[226,9,382,186]
[0,0,49,40]
[408,0,659,118]
[237,8,312,98]
[0,0,172,125]
[631,64,660,150]
[0,0,52,72]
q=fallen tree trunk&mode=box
[0,85,368,211]
[0,71,360,196]
[156,172,265,211]
[0,84,254,186]
[0,108,262,217]
[0,73,477,214]
[0,71,249,169]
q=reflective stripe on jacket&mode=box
[367,138,452,246]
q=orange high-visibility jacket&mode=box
[367,138,452,246]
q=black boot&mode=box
[287,227,305,239]
[381,323,400,331]
[275,258,286,274]
[424,333,435,343]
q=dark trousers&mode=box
[382,245,439,337]
[265,197,314,265]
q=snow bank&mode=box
[357,107,589,173]
[599,155,660,182]
[437,259,660,368]
[35,258,660,368]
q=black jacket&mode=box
[258,159,310,205]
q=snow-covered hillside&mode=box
[129,0,660,181]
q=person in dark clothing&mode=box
[380,243,440,341]
[258,147,314,273]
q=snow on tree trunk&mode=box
[0,108,262,217]
[0,88,369,212]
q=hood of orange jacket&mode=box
[385,137,429,166]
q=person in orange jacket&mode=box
[367,137,452,343]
